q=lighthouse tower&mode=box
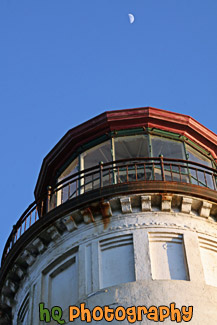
[1,107,217,324]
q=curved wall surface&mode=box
[9,193,217,324]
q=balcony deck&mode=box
[1,157,217,266]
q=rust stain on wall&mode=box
[100,202,112,229]
[81,207,95,224]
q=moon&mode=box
[128,13,135,24]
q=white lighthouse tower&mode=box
[1,107,217,324]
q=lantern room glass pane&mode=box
[150,136,187,182]
[151,136,185,159]
[186,145,212,167]
[82,140,112,191]
[114,135,149,182]
[186,145,213,188]
[83,140,112,169]
[56,158,79,205]
[59,158,79,180]
[114,135,149,160]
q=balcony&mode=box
[2,157,217,265]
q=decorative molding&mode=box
[161,195,172,212]
[46,226,61,241]
[62,216,78,232]
[141,196,152,212]
[120,197,132,214]
[32,238,46,254]
[181,197,192,214]
[199,201,212,219]
[199,236,217,252]
[20,250,35,267]
[1,192,217,308]
[100,234,133,251]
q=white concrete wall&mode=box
[8,194,217,324]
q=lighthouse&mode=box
[1,107,217,324]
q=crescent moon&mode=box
[128,13,135,24]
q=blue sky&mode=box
[0,0,217,258]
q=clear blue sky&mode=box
[0,0,217,258]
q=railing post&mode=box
[99,161,103,188]
[40,200,44,217]
[160,155,165,181]
[12,225,16,246]
[186,153,192,184]
[47,186,52,212]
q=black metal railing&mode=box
[2,157,217,264]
